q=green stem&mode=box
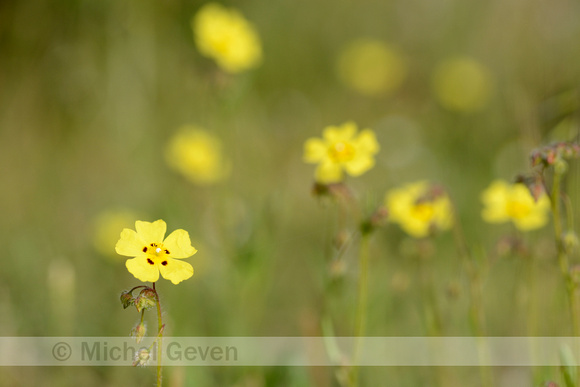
[552,170,569,277]
[551,169,580,387]
[351,234,370,387]
[128,285,148,295]
[152,282,163,387]
[552,171,580,338]
[451,212,492,387]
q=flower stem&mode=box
[551,169,580,386]
[351,234,370,387]
[551,170,580,335]
[451,211,492,387]
[152,282,163,387]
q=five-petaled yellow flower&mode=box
[336,39,407,96]
[192,2,262,73]
[303,122,379,184]
[165,126,230,185]
[116,220,197,285]
[386,181,453,238]
[481,180,550,231]
[432,57,494,113]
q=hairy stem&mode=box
[152,282,163,387]
[551,168,580,387]
[452,211,492,387]
[351,234,370,387]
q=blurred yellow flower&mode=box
[165,126,229,185]
[303,121,379,184]
[336,39,406,96]
[192,2,262,73]
[432,57,494,112]
[93,210,140,258]
[116,220,197,285]
[386,181,453,238]
[481,180,550,231]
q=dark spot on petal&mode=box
[147,258,154,265]
[161,261,168,266]
[143,247,148,253]
[165,249,170,254]
[150,243,156,247]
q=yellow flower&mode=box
[336,39,406,96]
[165,126,230,185]
[303,121,379,184]
[432,57,494,112]
[481,180,550,231]
[93,210,139,258]
[115,220,197,285]
[192,2,262,73]
[386,181,453,238]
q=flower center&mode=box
[142,243,171,265]
[329,141,355,162]
[506,200,530,219]
[411,202,435,223]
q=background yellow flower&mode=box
[481,180,550,231]
[93,210,140,259]
[432,57,494,113]
[386,181,453,238]
[303,122,379,184]
[192,2,262,73]
[165,126,230,186]
[336,39,407,96]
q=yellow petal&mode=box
[115,228,145,257]
[344,155,375,176]
[315,159,343,183]
[159,258,194,284]
[163,229,198,259]
[400,218,430,238]
[126,257,160,283]
[513,212,547,231]
[512,191,550,231]
[355,129,379,154]
[481,180,510,223]
[323,122,357,143]
[303,138,328,163]
[135,220,166,243]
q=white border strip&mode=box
[1,337,580,366]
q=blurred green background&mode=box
[2,0,580,385]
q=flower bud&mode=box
[564,231,580,254]
[361,206,388,235]
[311,182,354,203]
[120,291,134,309]
[133,348,151,367]
[554,158,568,174]
[329,258,347,280]
[570,265,580,285]
[131,322,147,344]
[530,141,580,168]
[134,289,157,313]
